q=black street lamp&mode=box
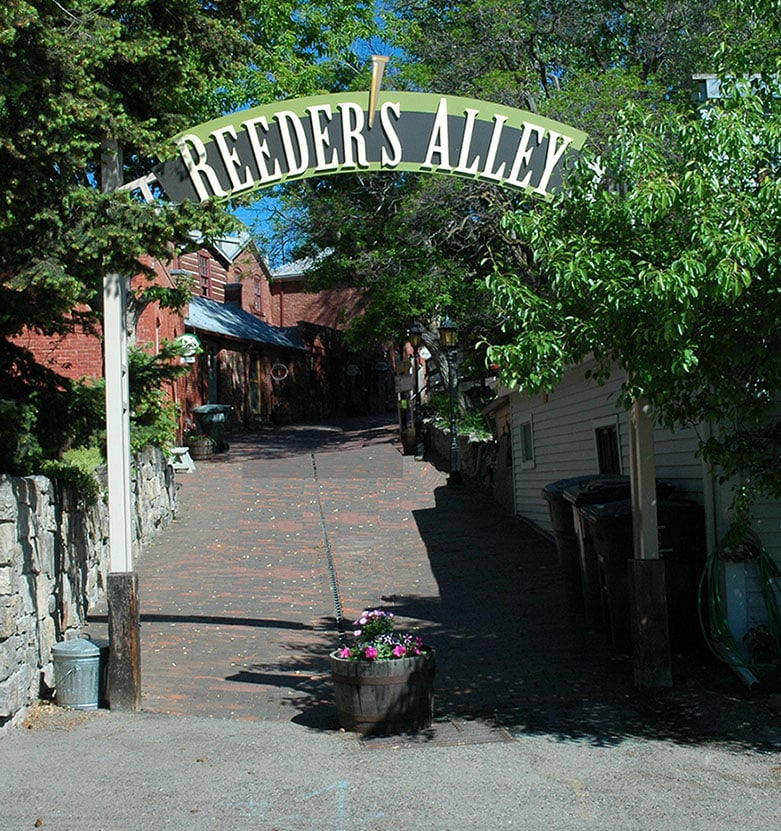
[438,315,462,485]
[408,323,425,460]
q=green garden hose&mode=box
[698,532,781,680]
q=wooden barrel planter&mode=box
[187,438,213,460]
[329,650,435,736]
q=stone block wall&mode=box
[0,447,177,730]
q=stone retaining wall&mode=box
[424,422,515,514]
[0,447,177,730]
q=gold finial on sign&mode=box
[368,55,389,128]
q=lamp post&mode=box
[438,315,462,485]
[408,323,425,460]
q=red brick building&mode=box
[268,256,364,329]
[13,235,376,440]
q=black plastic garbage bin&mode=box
[579,499,634,650]
[657,500,707,650]
[192,404,233,452]
[562,477,675,632]
[580,498,705,652]
[542,475,632,614]
[561,476,633,629]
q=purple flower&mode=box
[338,647,351,659]
[363,645,378,660]
[392,644,407,658]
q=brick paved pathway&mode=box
[87,415,775,747]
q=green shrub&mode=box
[40,446,104,503]
[0,339,188,475]
[425,391,491,439]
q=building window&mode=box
[254,277,262,313]
[519,416,535,469]
[198,253,212,297]
[594,420,621,474]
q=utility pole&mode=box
[102,141,141,710]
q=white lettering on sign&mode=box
[307,103,339,171]
[420,102,559,191]
[455,108,481,175]
[166,93,585,202]
[379,102,402,166]
[339,102,369,168]
[212,124,253,192]
[242,114,283,184]
[175,133,228,200]
[422,98,452,171]
[536,130,574,196]
[506,122,545,190]
[276,110,309,177]
[482,114,509,182]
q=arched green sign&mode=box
[153,91,586,204]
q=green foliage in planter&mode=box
[88,341,188,455]
[127,341,191,454]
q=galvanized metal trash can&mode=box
[52,639,101,710]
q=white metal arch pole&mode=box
[102,141,141,710]
[628,398,671,689]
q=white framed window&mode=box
[519,415,535,469]
[592,415,622,474]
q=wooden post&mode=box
[628,399,672,688]
[628,559,672,688]
[106,573,141,711]
[102,141,141,710]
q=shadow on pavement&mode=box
[120,413,778,752]
[215,416,399,464]
[239,482,779,751]
[412,485,780,751]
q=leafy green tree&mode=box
[487,58,781,508]
[0,0,376,471]
[274,1,725,377]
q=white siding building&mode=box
[505,358,781,656]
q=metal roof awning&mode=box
[185,295,305,350]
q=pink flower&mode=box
[392,644,407,658]
[338,647,351,659]
[363,645,378,660]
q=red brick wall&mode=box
[232,247,274,320]
[135,254,189,348]
[13,255,192,382]
[13,320,104,381]
[270,279,363,329]
[177,248,230,302]
[11,243,364,437]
